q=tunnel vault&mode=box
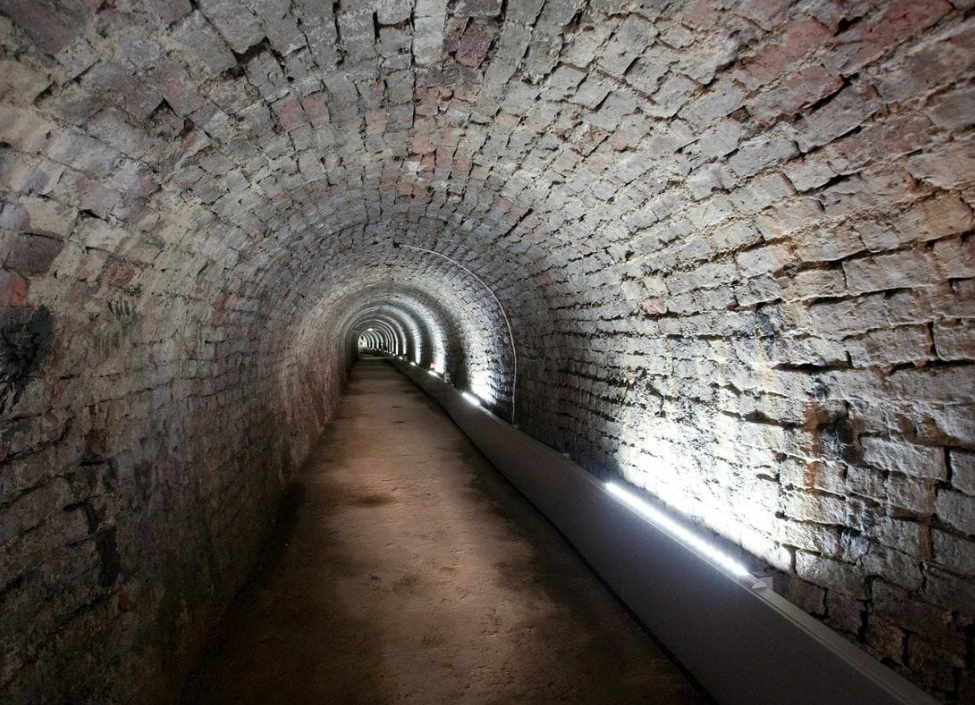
[1,1,974,702]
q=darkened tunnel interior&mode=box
[0,0,973,702]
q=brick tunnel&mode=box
[0,0,973,703]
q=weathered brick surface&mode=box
[0,0,973,702]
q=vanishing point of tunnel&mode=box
[0,1,974,703]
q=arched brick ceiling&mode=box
[2,0,974,701]
[2,0,584,423]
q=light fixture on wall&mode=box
[393,242,517,425]
[605,481,753,580]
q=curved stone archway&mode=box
[1,1,973,702]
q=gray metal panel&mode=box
[392,359,937,705]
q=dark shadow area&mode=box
[178,459,393,705]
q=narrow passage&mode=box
[180,360,709,704]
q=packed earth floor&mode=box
[178,359,709,704]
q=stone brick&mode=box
[0,0,85,55]
[936,490,975,536]
[824,117,934,174]
[13,196,75,238]
[927,84,975,133]
[145,0,193,25]
[950,449,975,496]
[843,250,938,294]
[0,59,51,108]
[795,82,883,153]
[85,108,155,159]
[597,16,656,77]
[908,141,975,190]
[727,132,798,177]
[796,551,866,598]
[934,321,975,361]
[862,437,946,481]
[932,529,975,576]
[888,365,975,406]
[570,76,612,110]
[46,128,120,178]
[777,519,841,555]
[847,464,886,502]
[696,119,743,159]
[780,574,826,615]
[925,403,975,450]
[923,564,975,614]
[782,490,848,525]
[780,268,845,302]
[872,12,974,103]
[678,75,745,129]
[455,22,497,68]
[846,325,932,369]
[79,61,161,121]
[735,243,792,277]
[0,270,29,307]
[375,0,413,24]
[749,64,843,123]
[874,194,974,250]
[197,0,264,54]
[0,106,56,153]
[862,544,923,591]
[172,11,238,80]
[932,236,975,279]
[733,174,799,215]
[825,590,864,635]
[625,50,678,96]
[805,295,883,339]
[864,617,905,664]
[736,18,829,88]
[687,164,734,200]
[907,635,963,692]
[783,155,836,192]
[868,516,927,557]
[4,234,63,275]
[873,581,958,644]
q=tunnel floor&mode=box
[178,360,710,704]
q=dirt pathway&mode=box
[179,360,709,704]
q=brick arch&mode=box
[354,317,402,353]
[1,1,973,702]
[352,302,432,367]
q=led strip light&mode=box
[605,481,754,580]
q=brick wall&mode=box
[0,0,972,702]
